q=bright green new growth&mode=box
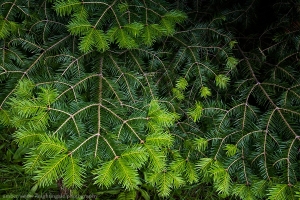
[60,0,187,51]
[2,79,182,196]
[188,101,203,122]
[200,86,212,98]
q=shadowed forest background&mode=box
[0,0,300,199]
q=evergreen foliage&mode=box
[0,0,300,199]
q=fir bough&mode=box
[0,0,300,199]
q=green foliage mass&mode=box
[0,0,300,199]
